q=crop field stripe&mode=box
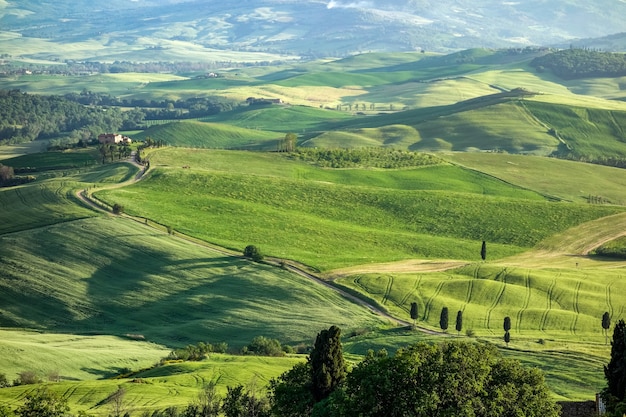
[486,268,507,330]
[606,279,616,317]
[516,270,531,333]
[382,275,394,306]
[424,280,445,321]
[464,275,474,307]
[571,280,581,335]
[399,275,420,308]
[540,276,558,332]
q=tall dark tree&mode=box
[309,325,346,402]
[439,307,449,332]
[410,302,419,326]
[603,311,612,345]
[503,316,512,332]
[602,319,626,417]
[504,331,511,347]
[455,310,463,335]
[480,241,487,261]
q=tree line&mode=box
[0,90,238,146]
[530,48,626,79]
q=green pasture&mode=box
[0,354,304,415]
[0,216,389,346]
[0,330,168,381]
[95,148,621,271]
[443,152,626,205]
[1,148,98,170]
[335,263,625,341]
[133,121,281,149]
[0,161,139,234]
[200,105,353,133]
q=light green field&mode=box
[133,120,281,149]
[95,148,622,271]
[0,354,304,415]
[443,152,626,204]
[0,330,168,381]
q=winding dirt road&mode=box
[73,154,444,333]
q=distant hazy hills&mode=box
[1,0,626,61]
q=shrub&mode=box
[243,245,263,262]
[245,336,284,357]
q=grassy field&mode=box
[94,148,622,271]
[0,353,304,415]
[0,216,390,348]
[133,120,282,149]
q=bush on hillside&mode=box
[243,336,285,357]
[289,148,440,169]
[243,245,264,262]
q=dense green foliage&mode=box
[309,326,346,402]
[288,148,440,168]
[271,340,560,417]
[531,49,626,79]
[0,90,125,145]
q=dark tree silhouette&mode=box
[410,302,419,326]
[309,325,346,402]
[603,311,612,345]
[504,316,511,333]
[504,331,511,347]
[440,307,449,332]
[455,310,463,335]
[243,245,263,262]
[602,319,626,417]
[481,241,487,261]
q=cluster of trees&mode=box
[64,91,238,121]
[165,341,229,362]
[530,48,626,79]
[0,89,239,146]
[291,147,440,168]
[0,90,126,145]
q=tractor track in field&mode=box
[516,270,531,333]
[381,275,394,306]
[571,280,581,335]
[486,268,507,330]
[424,280,445,322]
[540,276,557,332]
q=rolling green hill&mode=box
[132,121,282,149]
[95,148,622,271]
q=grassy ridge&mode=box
[0,216,389,346]
[443,152,626,204]
[96,149,621,270]
[133,120,281,149]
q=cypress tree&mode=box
[504,331,511,347]
[481,241,487,261]
[410,302,419,326]
[309,325,346,402]
[455,310,463,335]
[603,319,626,417]
[603,312,612,345]
[440,307,449,332]
[504,316,511,332]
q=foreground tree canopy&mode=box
[603,319,626,417]
[270,328,560,417]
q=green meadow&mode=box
[95,148,621,271]
[3,48,626,409]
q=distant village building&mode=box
[98,133,132,144]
